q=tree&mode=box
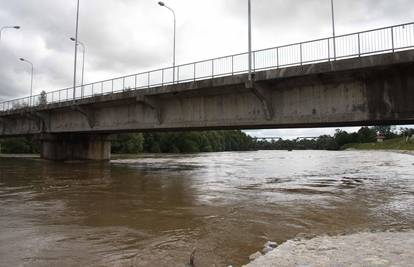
[39,91,48,106]
[372,125,397,139]
[111,134,144,154]
[357,127,377,143]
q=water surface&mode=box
[0,151,413,266]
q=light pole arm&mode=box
[0,26,15,41]
[77,40,86,54]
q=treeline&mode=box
[0,137,40,154]
[0,130,254,154]
[112,131,254,154]
[256,126,413,151]
[1,126,413,154]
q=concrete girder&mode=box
[136,95,163,124]
[71,105,96,128]
[246,80,275,121]
[23,112,50,132]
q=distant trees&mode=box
[111,133,144,154]
[357,127,377,143]
[110,130,255,154]
[255,126,404,151]
[401,128,414,137]
[0,137,39,154]
[1,126,411,154]
[140,130,254,153]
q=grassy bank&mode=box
[343,137,414,151]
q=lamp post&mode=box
[72,0,80,100]
[158,1,176,83]
[70,37,85,97]
[0,26,20,41]
[331,0,336,59]
[248,0,253,81]
[19,58,33,107]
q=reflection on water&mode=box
[0,151,413,266]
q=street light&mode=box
[0,26,20,41]
[19,58,34,107]
[248,0,253,81]
[158,1,177,84]
[70,37,86,97]
[72,0,80,100]
[331,0,336,59]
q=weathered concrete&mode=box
[244,231,414,267]
[1,50,414,160]
[40,134,111,161]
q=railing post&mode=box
[135,74,137,89]
[391,27,395,52]
[92,83,94,96]
[123,78,125,91]
[161,70,164,86]
[276,47,279,68]
[101,82,104,95]
[300,43,303,65]
[328,38,331,61]
[148,72,150,88]
[212,59,214,78]
[358,33,361,57]
[111,79,114,93]
[193,63,196,82]
[253,52,256,71]
[177,67,180,83]
[231,55,234,75]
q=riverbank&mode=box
[244,231,414,267]
[343,137,414,151]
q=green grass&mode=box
[343,137,414,151]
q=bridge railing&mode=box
[1,22,414,112]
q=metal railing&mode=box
[1,22,414,112]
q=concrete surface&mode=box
[244,231,414,267]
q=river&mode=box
[0,151,413,266]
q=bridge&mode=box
[254,137,319,141]
[1,22,414,161]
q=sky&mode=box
[0,0,413,138]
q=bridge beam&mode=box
[40,133,111,161]
[246,80,275,121]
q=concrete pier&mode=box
[40,134,111,161]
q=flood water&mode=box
[0,151,413,266]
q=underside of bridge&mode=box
[1,51,414,161]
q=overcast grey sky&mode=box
[1,0,413,138]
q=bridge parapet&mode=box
[1,22,414,114]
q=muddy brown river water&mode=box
[0,151,413,266]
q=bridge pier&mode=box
[40,134,111,161]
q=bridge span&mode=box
[1,23,414,161]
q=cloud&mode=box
[0,0,413,135]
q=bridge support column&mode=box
[40,134,111,161]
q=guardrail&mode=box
[1,22,414,112]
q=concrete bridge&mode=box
[1,23,414,161]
